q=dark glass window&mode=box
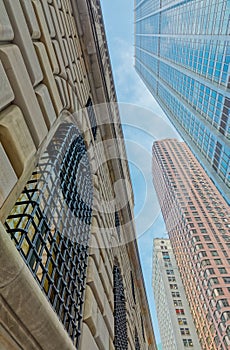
[113,265,128,350]
[86,98,97,140]
[135,328,141,350]
[131,271,136,304]
[141,315,145,341]
[115,211,121,241]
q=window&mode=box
[162,251,169,257]
[221,311,230,325]
[224,335,230,347]
[204,235,210,241]
[212,288,224,297]
[172,292,180,298]
[140,315,145,342]
[211,250,219,256]
[162,253,170,260]
[135,328,141,350]
[218,267,227,274]
[199,251,207,258]
[193,236,200,242]
[176,309,185,315]
[168,276,176,282]
[164,262,172,267]
[223,277,230,284]
[174,300,183,306]
[5,123,94,344]
[217,299,229,310]
[166,269,174,275]
[195,244,204,250]
[180,328,190,335]
[86,98,97,140]
[208,277,219,286]
[201,229,207,233]
[190,229,197,234]
[170,284,178,290]
[205,268,214,276]
[130,272,136,304]
[183,339,193,347]
[113,265,128,350]
[178,318,187,325]
[226,325,230,338]
[207,243,214,249]
[201,259,211,267]
[115,211,121,241]
[214,259,222,265]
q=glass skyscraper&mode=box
[134,0,230,204]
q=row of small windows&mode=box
[207,276,230,286]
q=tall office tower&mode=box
[153,238,201,350]
[134,0,230,204]
[0,1,157,349]
[152,139,230,350]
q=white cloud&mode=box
[113,38,164,113]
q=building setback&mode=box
[153,238,201,350]
[134,0,230,204]
[0,1,157,350]
[152,139,230,350]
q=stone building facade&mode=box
[153,238,201,350]
[0,1,156,349]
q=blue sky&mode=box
[100,1,179,347]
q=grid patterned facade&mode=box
[152,139,230,350]
[135,0,230,204]
[153,238,201,350]
[5,123,93,347]
[0,0,157,349]
[113,265,128,350]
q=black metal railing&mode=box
[5,123,93,348]
[113,264,128,350]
